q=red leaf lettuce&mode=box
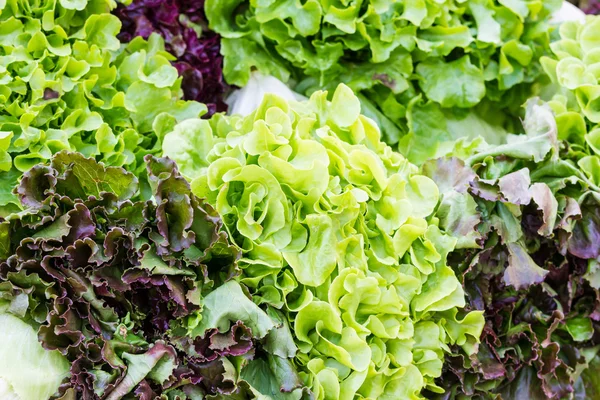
[424,100,600,399]
[0,152,305,399]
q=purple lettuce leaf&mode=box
[568,197,600,259]
[584,0,600,14]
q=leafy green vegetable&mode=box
[0,0,205,212]
[192,280,277,339]
[205,0,561,163]
[417,56,486,108]
[425,99,600,399]
[163,84,484,399]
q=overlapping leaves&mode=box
[163,84,485,399]
[0,0,205,213]
[205,0,561,164]
[540,16,600,195]
[424,100,600,399]
[0,152,303,399]
[114,0,229,116]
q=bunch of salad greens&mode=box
[0,152,311,399]
[204,0,562,164]
[424,99,600,398]
[163,84,485,398]
[114,0,229,116]
[0,0,205,214]
[1,0,600,399]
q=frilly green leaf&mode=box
[205,0,560,160]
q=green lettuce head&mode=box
[205,0,561,164]
[0,0,205,213]
[540,16,600,190]
[163,84,484,398]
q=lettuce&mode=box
[114,0,229,116]
[163,84,484,399]
[541,17,600,139]
[540,15,600,268]
[0,313,70,400]
[0,0,205,213]
[205,0,561,163]
[0,152,307,398]
[584,1,600,14]
[424,100,600,399]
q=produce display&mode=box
[1,0,600,399]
